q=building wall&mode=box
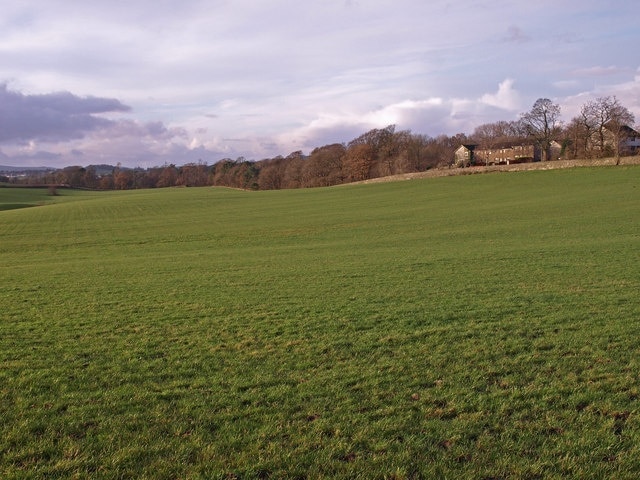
[474,144,538,165]
[622,135,640,154]
[454,146,474,166]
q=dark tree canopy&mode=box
[521,98,562,161]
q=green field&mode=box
[1,166,639,479]
[0,186,57,211]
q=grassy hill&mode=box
[0,186,58,211]
[1,166,639,478]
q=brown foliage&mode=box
[302,144,346,187]
[343,143,375,182]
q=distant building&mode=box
[475,144,539,165]
[589,124,640,157]
[453,144,477,167]
[454,141,563,167]
[618,125,640,155]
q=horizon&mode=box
[1,1,639,169]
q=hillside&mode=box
[356,155,640,184]
[1,167,639,478]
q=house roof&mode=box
[605,123,639,137]
[621,125,640,137]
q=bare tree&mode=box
[521,98,562,161]
[563,117,590,159]
[401,134,432,172]
[472,120,525,149]
[157,164,179,187]
[257,157,286,190]
[580,96,635,164]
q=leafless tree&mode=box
[521,98,562,161]
[580,96,635,164]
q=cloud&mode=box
[480,78,522,111]
[2,149,62,163]
[3,0,640,168]
[558,68,640,121]
[553,80,580,90]
[0,84,204,167]
[572,66,625,77]
[275,79,529,155]
[0,84,130,143]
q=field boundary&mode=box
[355,155,640,184]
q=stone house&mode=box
[454,141,563,166]
[615,125,640,155]
[453,144,477,167]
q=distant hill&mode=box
[0,164,121,176]
[86,164,119,175]
[0,165,55,173]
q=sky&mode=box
[1,0,639,168]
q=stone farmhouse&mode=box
[587,124,640,157]
[615,125,640,155]
[454,142,562,167]
[453,144,477,167]
[454,124,638,167]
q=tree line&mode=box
[8,126,467,190]
[6,95,636,190]
[474,95,635,164]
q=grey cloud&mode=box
[107,120,168,137]
[0,84,130,143]
[145,121,169,136]
[2,149,62,164]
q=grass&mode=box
[1,166,639,478]
[0,186,57,211]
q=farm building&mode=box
[454,141,562,167]
[453,144,477,167]
[475,144,540,165]
[612,125,640,155]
